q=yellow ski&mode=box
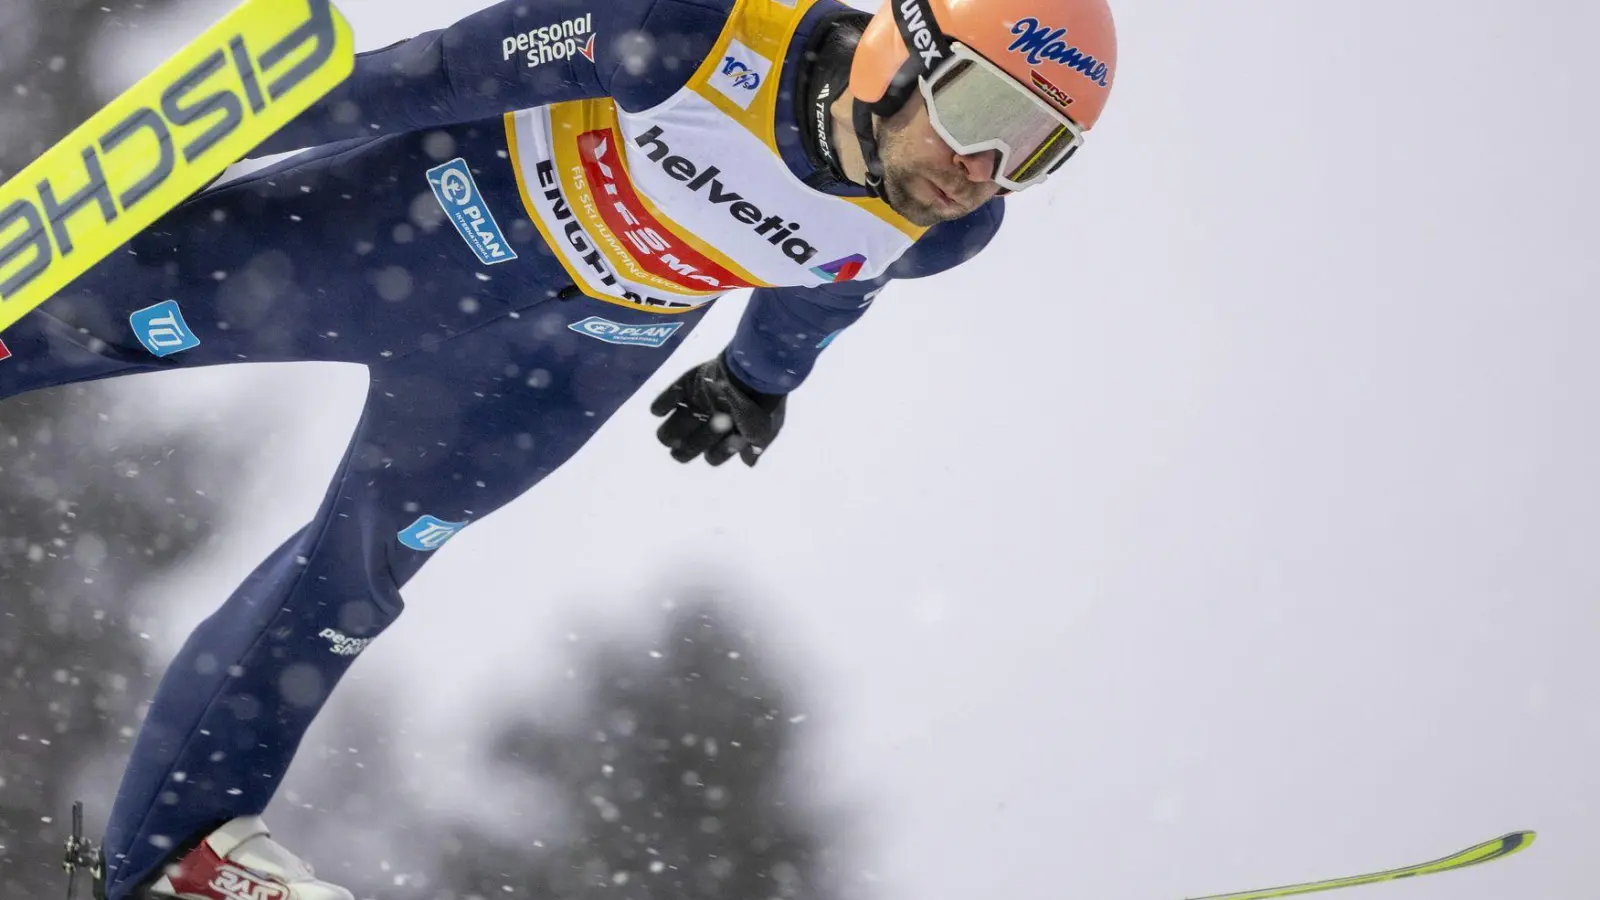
[1187,831,1534,900]
[0,0,356,335]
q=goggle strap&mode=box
[866,55,927,118]
[852,98,890,200]
[889,0,954,77]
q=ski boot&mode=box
[65,803,353,900]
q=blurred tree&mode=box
[414,590,857,900]
[0,1,236,894]
[265,691,445,895]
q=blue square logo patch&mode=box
[129,300,201,358]
[398,515,468,552]
[426,158,518,266]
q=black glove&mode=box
[651,356,787,467]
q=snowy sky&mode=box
[98,0,1598,898]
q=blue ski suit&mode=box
[0,0,1003,894]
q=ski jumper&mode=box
[0,0,1004,895]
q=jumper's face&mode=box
[874,92,1002,227]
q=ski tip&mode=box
[1178,829,1539,900]
[1497,831,1536,852]
[1443,830,1537,868]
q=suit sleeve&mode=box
[249,0,733,158]
[723,197,1007,395]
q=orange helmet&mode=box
[849,0,1117,190]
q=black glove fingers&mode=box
[662,418,716,463]
[670,411,724,461]
[657,409,705,451]
[705,433,746,467]
[651,357,787,466]
[671,441,706,464]
[649,381,686,418]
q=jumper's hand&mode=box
[650,356,786,467]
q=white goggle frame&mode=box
[918,41,1086,192]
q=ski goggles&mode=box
[918,42,1086,192]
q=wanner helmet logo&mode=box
[1007,18,1112,87]
[811,254,866,283]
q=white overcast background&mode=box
[93,1,1597,899]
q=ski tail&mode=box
[62,800,106,900]
[1187,831,1535,900]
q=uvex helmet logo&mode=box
[900,0,944,67]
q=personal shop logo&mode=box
[501,14,596,68]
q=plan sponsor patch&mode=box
[568,316,683,348]
[426,158,517,265]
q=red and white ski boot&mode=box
[144,816,352,900]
